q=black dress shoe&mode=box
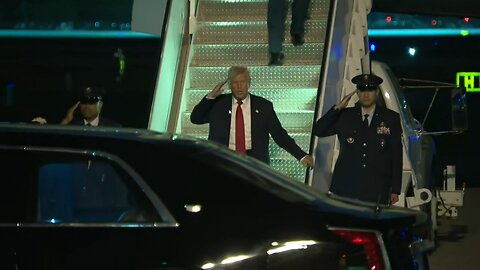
[291,34,305,46]
[268,52,284,66]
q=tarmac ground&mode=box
[428,187,480,269]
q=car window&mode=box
[0,148,162,225]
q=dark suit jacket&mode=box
[70,116,121,127]
[190,94,307,164]
[314,104,403,204]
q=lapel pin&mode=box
[347,137,354,144]
[228,110,231,114]
[255,109,259,113]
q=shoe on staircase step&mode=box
[291,34,305,46]
[268,52,285,66]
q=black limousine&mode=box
[0,123,431,270]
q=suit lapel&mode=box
[250,95,258,131]
[354,105,364,131]
[220,94,233,138]
[221,94,233,113]
[370,106,384,130]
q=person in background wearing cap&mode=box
[60,86,120,127]
[33,86,120,127]
[313,73,403,205]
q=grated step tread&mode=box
[197,0,330,22]
[182,111,314,135]
[191,43,324,67]
[189,65,321,89]
[186,88,317,111]
[194,20,327,45]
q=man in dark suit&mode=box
[190,66,313,167]
[314,74,403,205]
[60,86,121,127]
[267,0,311,66]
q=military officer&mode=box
[314,73,403,205]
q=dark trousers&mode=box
[267,0,311,53]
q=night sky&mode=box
[370,35,480,186]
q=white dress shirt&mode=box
[361,104,376,126]
[83,116,100,126]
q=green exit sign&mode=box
[456,72,480,92]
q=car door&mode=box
[0,147,23,269]
[146,149,344,270]
[1,146,185,270]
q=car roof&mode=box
[0,122,179,141]
[0,123,427,224]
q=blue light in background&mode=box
[370,43,377,52]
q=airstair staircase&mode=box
[178,0,330,181]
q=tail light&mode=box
[331,229,387,270]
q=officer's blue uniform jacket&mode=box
[314,104,403,204]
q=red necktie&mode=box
[235,100,246,154]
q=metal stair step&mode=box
[181,111,314,135]
[197,0,329,22]
[191,132,310,155]
[191,43,323,67]
[268,132,311,158]
[189,65,321,89]
[186,88,317,111]
[182,133,309,182]
[194,20,327,44]
[183,125,312,137]
[270,157,308,182]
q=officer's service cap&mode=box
[351,73,383,91]
[79,86,105,104]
